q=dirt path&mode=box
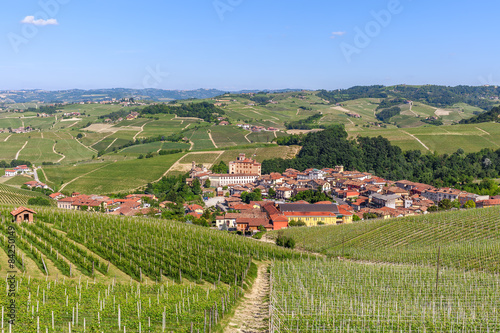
[476,127,491,135]
[39,167,49,183]
[244,131,252,143]
[408,101,418,117]
[133,121,152,141]
[105,138,118,151]
[400,130,431,151]
[225,263,270,333]
[76,135,98,153]
[15,140,28,159]
[66,121,79,129]
[208,130,218,148]
[53,143,66,163]
[4,134,12,142]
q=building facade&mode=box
[229,154,261,176]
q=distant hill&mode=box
[459,105,500,124]
[0,88,306,104]
[318,85,500,110]
[0,88,226,103]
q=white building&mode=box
[208,174,259,187]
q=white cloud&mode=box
[330,31,346,39]
[21,16,58,26]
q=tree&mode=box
[76,133,83,139]
[288,220,306,227]
[353,214,361,221]
[463,200,476,209]
[211,161,228,174]
[97,150,105,157]
[428,205,439,212]
[276,231,296,249]
[191,178,202,195]
[27,197,51,206]
[204,179,211,188]
[268,187,276,198]
[438,199,453,211]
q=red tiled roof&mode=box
[10,206,37,216]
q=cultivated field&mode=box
[0,206,301,332]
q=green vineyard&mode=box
[0,205,303,332]
[271,206,500,273]
[270,259,500,332]
[0,184,48,207]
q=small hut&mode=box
[10,206,37,223]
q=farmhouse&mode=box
[24,181,52,190]
[5,165,33,177]
[11,206,37,223]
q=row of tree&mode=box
[140,101,225,123]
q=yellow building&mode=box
[279,203,353,226]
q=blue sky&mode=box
[1,0,499,91]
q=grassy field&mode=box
[349,122,500,154]
[212,145,300,164]
[210,126,250,147]
[187,128,215,150]
[18,138,62,163]
[57,152,184,194]
[2,175,33,186]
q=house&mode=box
[458,193,490,206]
[49,192,65,200]
[275,187,293,200]
[219,121,229,126]
[278,203,353,226]
[422,188,464,203]
[24,181,52,190]
[10,206,37,223]
[57,194,109,210]
[371,194,403,209]
[476,199,500,208]
[126,112,140,120]
[5,165,32,177]
[308,179,331,192]
[185,204,204,215]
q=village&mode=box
[1,152,492,235]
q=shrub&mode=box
[27,197,51,206]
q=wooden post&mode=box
[41,256,48,276]
[435,246,441,293]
